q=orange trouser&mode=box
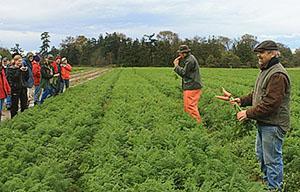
[183,89,202,123]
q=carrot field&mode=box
[0,68,299,192]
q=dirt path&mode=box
[1,67,111,121]
[70,68,110,86]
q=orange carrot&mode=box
[222,87,232,97]
[215,95,230,101]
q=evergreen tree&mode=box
[0,47,12,59]
[10,43,24,55]
[40,32,51,57]
[49,46,60,57]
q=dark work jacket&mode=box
[174,53,203,90]
[40,63,54,89]
[6,66,29,93]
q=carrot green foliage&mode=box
[0,68,299,192]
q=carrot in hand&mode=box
[215,87,242,112]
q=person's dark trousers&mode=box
[60,79,70,93]
[64,79,70,89]
[59,81,64,93]
[40,85,54,104]
[10,87,28,118]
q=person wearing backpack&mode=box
[22,52,34,105]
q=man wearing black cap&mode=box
[219,40,290,191]
[173,45,203,123]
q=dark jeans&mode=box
[64,79,70,89]
[34,85,42,104]
[40,85,54,104]
[11,87,28,118]
[60,79,70,93]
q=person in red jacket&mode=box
[32,55,42,105]
[2,57,11,110]
[60,57,72,93]
[0,57,11,121]
[51,56,63,95]
[51,56,61,74]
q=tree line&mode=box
[1,31,300,67]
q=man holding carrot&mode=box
[173,45,203,123]
[217,40,290,191]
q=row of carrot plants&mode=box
[79,68,265,191]
[137,67,300,191]
[0,67,299,191]
[0,69,121,191]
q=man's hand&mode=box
[237,110,247,121]
[20,66,28,71]
[173,56,181,67]
[230,98,241,106]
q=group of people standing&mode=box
[0,53,72,120]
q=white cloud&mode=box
[0,29,65,51]
[1,0,300,50]
[0,30,41,51]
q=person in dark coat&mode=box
[40,54,56,104]
[173,45,203,123]
[6,54,29,118]
[217,40,290,191]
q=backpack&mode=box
[22,59,34,88]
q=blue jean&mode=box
[60,79,70,93]
[5,95,11,108]
[34,85,42,103]
[59,80,64,93]
[0,99,3,121]
[64,79,70,89]
[256,124,284,191]
[40,86,53,104]
[0,99,4,111]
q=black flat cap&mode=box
[254,40,278,52]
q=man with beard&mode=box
[218,40,290,191]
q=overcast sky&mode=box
[1,0,300,51]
